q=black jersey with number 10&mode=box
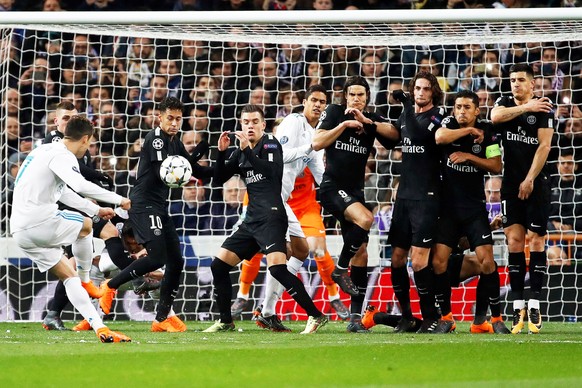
[131,127,191,213]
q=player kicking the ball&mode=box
[10,116,131,343]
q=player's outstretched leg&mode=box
[362,305,422,332]
[63,276,130,343]
[268,264,327,334]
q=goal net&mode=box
[1,9,581,324]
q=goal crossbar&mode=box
[1,9,581,46]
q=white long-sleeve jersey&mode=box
[275,113,325,202]
[10,142,123,233]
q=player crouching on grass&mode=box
[362,215,510,334]
[203,104,328,334]
[10,116,131,343]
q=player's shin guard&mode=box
[433,271,451,317]
[262,271,285,317]
[350,266,368,315]
[338,225,368,269]
[475,272,490,319]
[391,265,412,319]
[507,252,526,300]
[414,266,438,320]
[49,280,70,314]
[268,264,320,317]
[63,276,105,331]
[239,253,262,297]
[108,255,162,289]
[105,237,133,270]
[72,233,94,282]
[315,251,339,298]
[529,251,547,301]
[481,267,502,318]
[210,258,235,324]
[155,255,184,323]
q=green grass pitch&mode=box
[1,320,582,387]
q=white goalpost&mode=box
[1,9,581,324]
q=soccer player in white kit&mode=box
[256,85,332,329]
[10,116,132,343]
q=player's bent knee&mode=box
[391,248,408,267]
[267,263,287,280]
[99,222,119,240]
[210,257,233,278]
[78,218,93,238]
[481,259,496,274]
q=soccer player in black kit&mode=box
[312,76,398,332]
[388,71,445,333]
[491,63,554,334]
[432,90,509,334]
[203,104,328,334]
[99,97,210,332]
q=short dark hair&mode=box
[158,96,183,113]
[64,115,94,140]
[455,90,479,108]
[342,76,370,106]
[410,71,443,107]
[509,63,535,79]
[240,104,265,120]
[559,148,574,159]
[304,84,328,102]
[56,101,75,111]
[121,221,135,239]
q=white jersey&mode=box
[275,113,324,202]
[10,142,123,233]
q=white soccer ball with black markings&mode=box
[159,155,192,188]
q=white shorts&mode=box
[285,202,305,239]
[12,210,85,273]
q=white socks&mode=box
[513,299,526,310]
[72,233,93,283]
[528,299,540,310]
[63,277,105,332]
[262,257,303,317]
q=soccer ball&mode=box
[159,155,192,188]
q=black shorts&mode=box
[388,198,439,249]
[129,210,180,246]
[319,180,365,225]
[501,182,550,236]
[436,207,493,251]
[221,212,288,261]
[91,213,125,238]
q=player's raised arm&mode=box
[312,104,362,151]
[239,131,284,179]
[436,124,483,145]
[51,158,125,206]
[213,132,241,186]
